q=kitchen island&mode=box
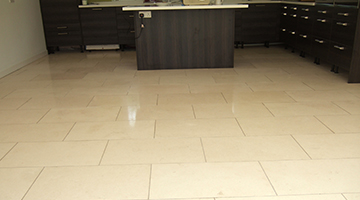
[123,4,248,70]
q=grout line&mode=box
[86,95,96,107]
[36,108,52,124]
[62,122,77,141]
[331,101,352,115]
[342,193,349,200]
[191,105,197,119]
[147,164,153,200]
[258,161,278,196]
[220,92,228,104]
[235,118,247,136]
[153,120,157,139]
[262,102,276,117]
[313,115,336,134]
[115,107,122,121]
[98,140,110,166]
[200,138,208,163]
[156,94,159,106]
[21,167,45,200]
[290,134,313,160]
[0,143,18,162]
[16,97,32,110]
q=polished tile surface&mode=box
[1,46,360,199]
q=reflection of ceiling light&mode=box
[127,106,138,121]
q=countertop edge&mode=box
[122,4,249,11]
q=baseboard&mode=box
[0,51,48,79]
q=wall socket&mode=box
[139,11,152,18]
[9,0,15,3]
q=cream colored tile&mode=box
[0,81,51,90]
[343,193,360,200]
[216,194,346,200]
[19,96,93,109]
[156,119,244,137]
[150,163,275,199]
[101,138,205,165]
[128,84,190,94]
[88,94,157,107]
[158,93,227,105]
[189,83,252,93]
[286,90,360,102]
[214,74,272,84]
[0,109,48,124]
[0,168,42,200]
[264,102,349,116]
[0,141,107,167]
[31,72,87,81]
[223,91,295,103]
[103,76,159,86]
[66,86,130,96]
[185,69,238,77]
[4,88,71,98]
[0,98,30,109]
[294,133,360,159]
[118,105,195,120]
[247,81,313,91]
[0,88,14,98]
[302,79,354,90]
[82,71,136,80]
[202,136,309,162]
[65,121,155,140]
[193,103,273,118]
[39,107,120,123]
[160,75,215,84]
[238,116,332,136]
[136,69,186,77]
[333,100,360,115]
[316,115,360,133]
[0,143,15,159]
[0,123,74,142]
[23,165,150,200]
[261,159,360,195]
[46,80,105,88]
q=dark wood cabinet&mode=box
[235,4,280,48]
[39,0,83,53]
[116,8,136,50]
[80,7,118,45]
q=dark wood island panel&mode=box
[134,9,235,70]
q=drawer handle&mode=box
[282,28,286,32]
[291,31,296,35]
[302,8,309,11]
[317,19,326,23]
[336,22,348,26]
[315,39,324,43]
[318,10,327,14]
[291,7,297,10]
[283,6,288,9]
[58,33,68,35]
[334,45,345,50]
[338,12,349,16]
[301,16,309,20]
[129,15,134,18]
[130,30,135,33]
[57,26,68,29]
[300,34,307,38]
[292,14,297,18]
[92,8,103,11]
[283,13,287,16]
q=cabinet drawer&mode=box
[45,31,82,46]
[44,23,81,32]
[297,14,314,32]
[331,20,357,45]
[333,7,358,21]
[328,42,353,70]
[313,18,332,39]
[315,5,334,18]
[298,5,315,15]
[297,32,313,53]
[311,37,330,59]
[42,13,80,24]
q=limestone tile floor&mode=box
[1,46,360,200]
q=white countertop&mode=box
[122,4,248,11]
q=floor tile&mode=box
[0,123,74,142]
[216,194,346,200]
[286,90,360,102]
[0,141,107,167]
[202,136,309,162]
[0,98,30,109]
[39,107,120,123]
[237,116,332,136]
[160,75,215,84]
[88,94,158,107]
[185,68,238,77]
[118,105,195,120]
[0,168,42,200]
[247,81,313,91]
[293,133,360,159]
[149,162,275,199]
[103,76,160,86]
[261,159,360,195]
[333,100,360,115]
[136,69,186,77]
[193,103,273,118]
[189,83,252,93]
[158,93,227,105]
[65,86,130,96]
[316,115,360,133]
[0,109,48,124]
[65,121,155,140]
[0,143,15,159]
[223,91,295,103]
[31,72,87,81]
[46,80,105,88]
[343,193,360,200]
[156,118,244,138]
[4,88,71,98]
[19,96,93,109]
[128,84,190,94]
[213,74,272,84]
[264,102,349,116]
[101,138,205,165]
[23,165,150,200]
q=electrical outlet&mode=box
[139,11,151,18]
[9,0,15,3]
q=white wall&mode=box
[0,0,47,78]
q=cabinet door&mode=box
[328,42,353,70]
[116,8,135,45]
[311,37,330,60]
[80,8,118,45]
